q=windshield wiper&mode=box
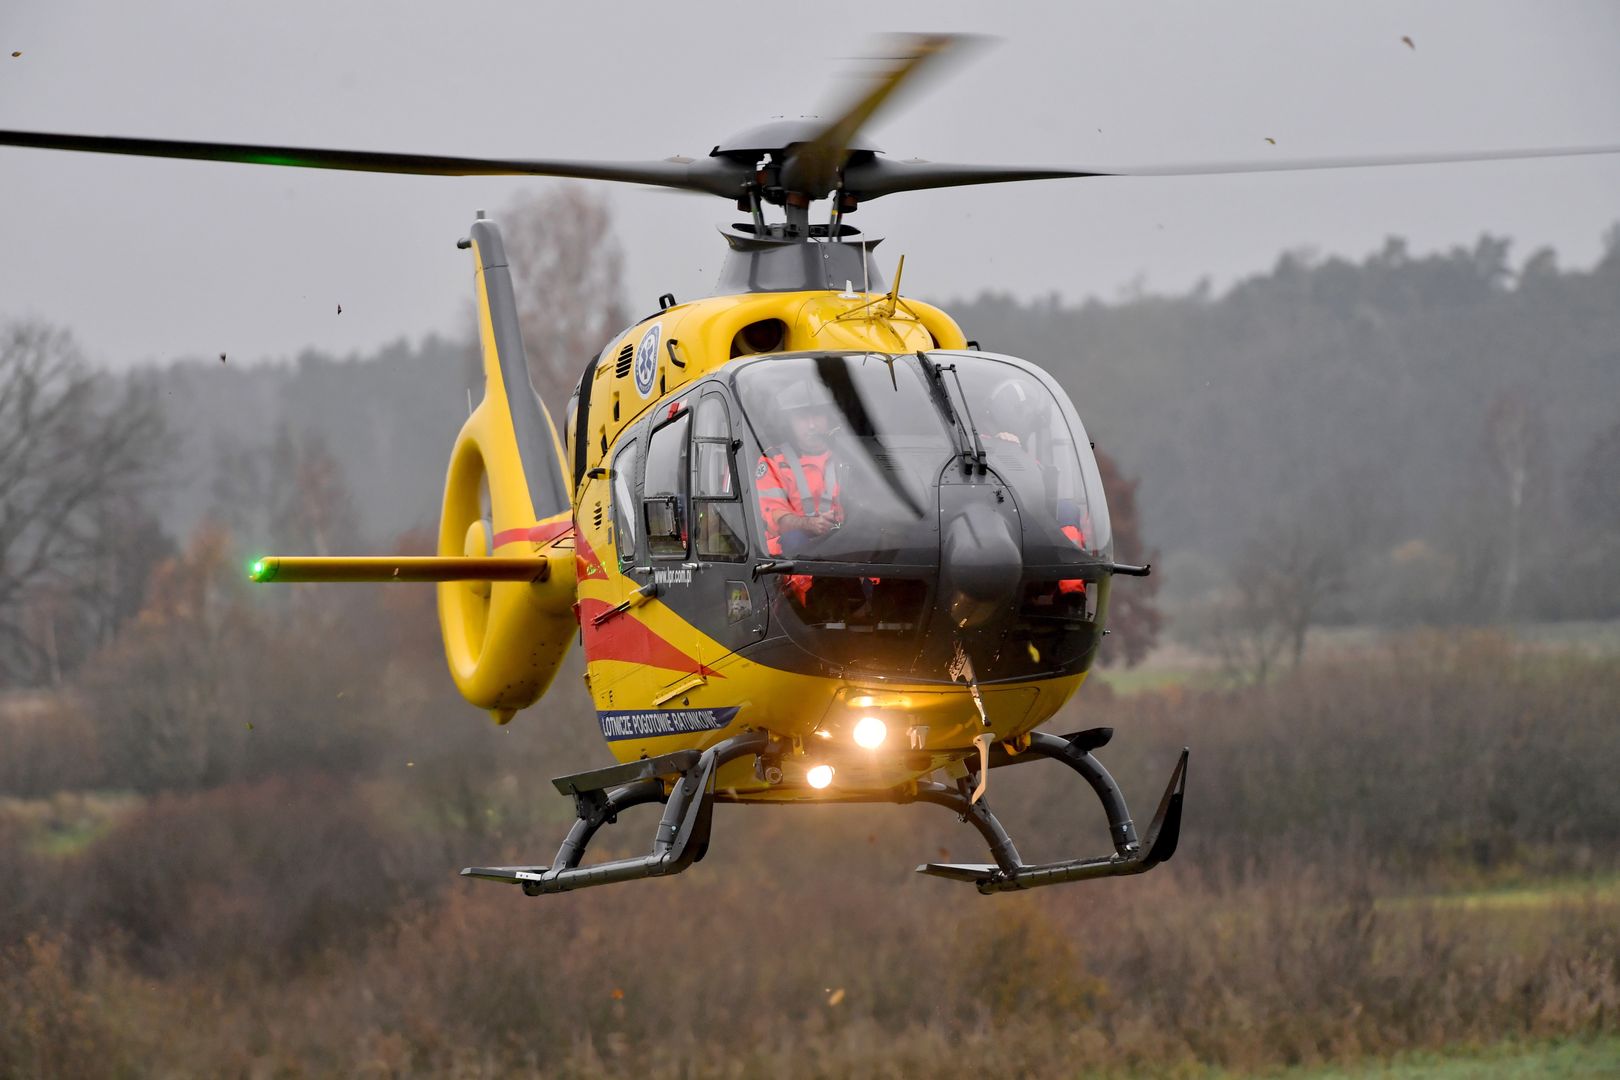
[915,351,985,474]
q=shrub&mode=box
[68,774,441,975]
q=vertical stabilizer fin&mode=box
[438,215,578,719]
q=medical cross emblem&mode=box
[634,325,661,397]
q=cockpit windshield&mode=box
[732,352,1110,567]
[728,352,1112,679]
[735,353,953,565]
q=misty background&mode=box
[2,6,1619,1077]
[3,2,1618,366]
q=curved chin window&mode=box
[773,576,930,673]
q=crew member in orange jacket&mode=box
[755,380,844,603]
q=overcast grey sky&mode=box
[2,1,1617,369]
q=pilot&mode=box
[985,377,1043,449]
[756,379,845,603]
[757,380,844,552]
[988,377,1089,597]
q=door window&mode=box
[643,412,691,558]
[691,394,748,560]
[610,439,640,567]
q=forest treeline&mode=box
[153,225,1620,630]
[144,229,1620,560]
[3,217,1617,687]
[954,231,1620,628]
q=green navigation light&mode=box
[249,558,271,582]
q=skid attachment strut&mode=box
[462,730,770,895]
[915,728,1187,894]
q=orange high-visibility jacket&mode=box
[755,449,843,556]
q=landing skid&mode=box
[462,732,770,895]
[462,727,1186,896]
[913,729,1187,894]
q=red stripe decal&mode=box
[527,519,573,544]
[577,597,720,678]
[492,519,574,549]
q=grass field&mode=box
[4,630,1615,1077]
[1095,619,1620,696]
[1408,876,1620,912]
[0,791,138,856]
[1271,1036,1620,1079]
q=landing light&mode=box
[852,714,888,749]
[806,764,835,789]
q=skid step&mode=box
[551,748,701,797]
[461,865,549,885]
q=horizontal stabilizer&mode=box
[250,555,550,583]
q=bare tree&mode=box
[1570,411,1620,535]
[1484,390,1547,620]
[208,429,273,545]
[1210,574,1293,686]
[268,425,358,558]
[1262,523,1348,668]
[500,185,630,414]
[210,423,359,559]
[1213,512,1352,684]
[0,323,170,684]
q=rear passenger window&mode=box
[610,439,640,567]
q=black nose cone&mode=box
[943,501,1022,628]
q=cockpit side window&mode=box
[610,437,641,568]
[643,412,691,558]
[691,393,748,561]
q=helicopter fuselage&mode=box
[558,283,1117,800]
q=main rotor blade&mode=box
[844,159,1100,200]
[779,32,974,198]
[0,129,751,197]
[811,354,928,520]
[844,142,1620,200]
[1086,142,1620,178]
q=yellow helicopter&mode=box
[6,35,1616,896]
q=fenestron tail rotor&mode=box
[437,218,577,723]
[249,214,579,725]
